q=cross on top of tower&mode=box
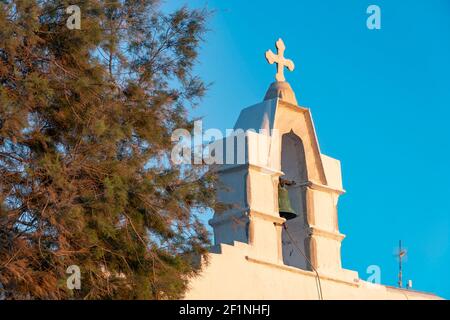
[265,38,295,82]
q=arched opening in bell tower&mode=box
[280,131,311,270]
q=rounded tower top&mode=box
[263,81,298,105]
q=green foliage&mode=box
[0,0,216,299]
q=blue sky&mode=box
[164,0,450,298]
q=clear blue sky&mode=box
[164,0,450,298]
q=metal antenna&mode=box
[397,240,407,288]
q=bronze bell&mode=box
[278,179,297,220]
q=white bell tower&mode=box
[209,39,356,280]
[185,39,441,300]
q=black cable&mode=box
[283,223,324,300]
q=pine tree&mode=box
[0,0,216,299]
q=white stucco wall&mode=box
[184,241,441,300]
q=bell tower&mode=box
[209,39,357,281]
[186,38,442,300]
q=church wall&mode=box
[320,154,343,190]
[211,166,249,245]
[310,235,343,272]
[309,189,337,231]
[216,168,247,209]
[247,168,278,215]
[185,243,441,300]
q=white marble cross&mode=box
[265,38,295,82]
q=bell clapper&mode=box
[279,177,296,187]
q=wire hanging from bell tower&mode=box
[283,223,324,300]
